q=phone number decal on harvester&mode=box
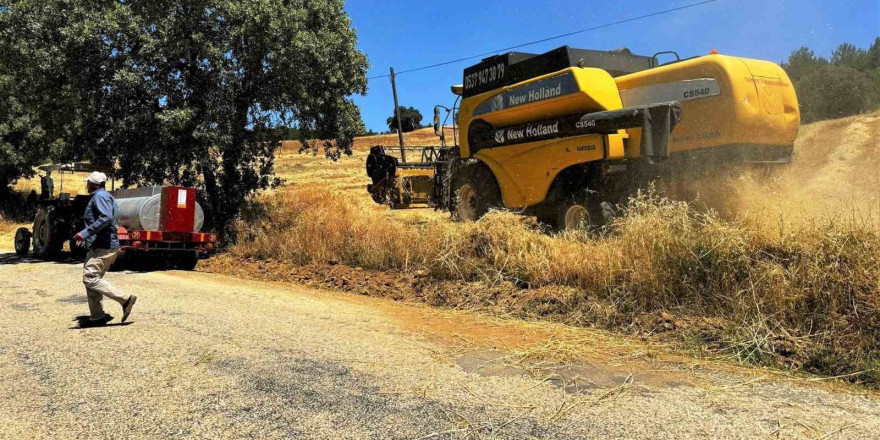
[464,63,506,91]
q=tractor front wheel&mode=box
[14,228,31,256]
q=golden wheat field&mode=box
[217,112,880,384]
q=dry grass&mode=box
[0,215,13,236]
[219,112,880,385]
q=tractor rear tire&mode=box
[451,163,502,222]
[31,207,64,259]
[14,228,31,256]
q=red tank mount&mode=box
[160,186,196,232]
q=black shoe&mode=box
[79,314,113,328]
[121,296,137,323]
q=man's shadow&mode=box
[0,252,83,266]
[70,315,134,330]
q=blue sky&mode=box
[345,0,879,132]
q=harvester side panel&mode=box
[475,134,607,208]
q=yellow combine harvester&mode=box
[366,46,799,229]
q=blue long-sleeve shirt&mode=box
[81,189,119,250]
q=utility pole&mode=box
[389,67,406,162]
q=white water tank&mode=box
[113,186,205,232]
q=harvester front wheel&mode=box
[542,192,608,232]
[451,164,501,222]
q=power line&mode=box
[367,0,721,80]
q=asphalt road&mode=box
[1,252,878,440]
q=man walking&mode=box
[73,172,137,327]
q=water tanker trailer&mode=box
[14,163,217,270]
[113,186,215,270]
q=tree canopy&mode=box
[0,0,368,235]
[386,106,423,133]
[783,39,880,123]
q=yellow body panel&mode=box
[615,54,799,157]
[475,134,606,208]
[460,67,623,157]
[460,67,623,208]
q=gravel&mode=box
[0,255,878,439]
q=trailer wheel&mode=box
[31,207,64,259]
[175,251,199,271]
[14,228,31,256]
[451,163,502,222]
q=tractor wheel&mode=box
[31,207,64,259]
[14,228,31,256]
[175,251,199,271]
[451,163,502,222]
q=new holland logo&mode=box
[494,130,505,144]
[490,94,504,113]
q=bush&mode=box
[784,41,880,123]
[797,65,874,123]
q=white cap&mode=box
[84,171,108,185]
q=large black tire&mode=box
[31,207,64,259]
[539,190,610,232]
[14,228,31,256]
[175,251,199,271]
[451,162,502,222]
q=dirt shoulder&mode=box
[200,254,877,393]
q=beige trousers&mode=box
[83,248,127,319]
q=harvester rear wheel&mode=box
[451,163,501,222]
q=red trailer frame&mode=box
[118,228,217,254]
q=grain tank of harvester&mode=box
[366,46,799,230]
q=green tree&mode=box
[797,65,873,123]
[386,106,423,133]
[783,42,879,123]
[869,37,880,69]
[781,47,828,82]
[0,0,368,236]
[831,42,869,70]
[0,74,49,192]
